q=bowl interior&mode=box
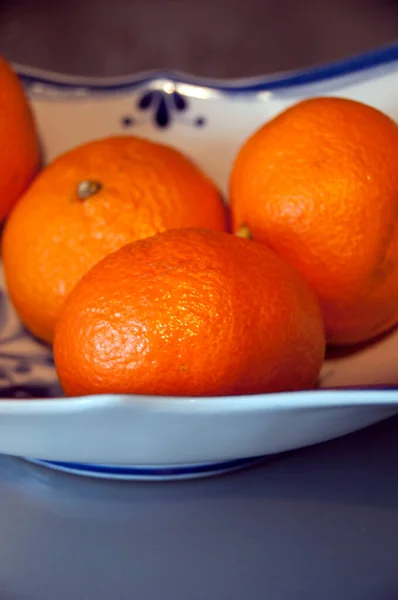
[4,50,398,398]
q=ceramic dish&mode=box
[2,44,398,480]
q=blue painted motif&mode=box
[122,88,206,130]
[0,289,60,398]
[121,116,135,127]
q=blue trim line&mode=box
[16,42,398,94]
[36,456,264,476]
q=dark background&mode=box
[1,0,398,78]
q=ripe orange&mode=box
[53,228,325,397]
[0,55,40,221]
[2,136,226,344]
[230,96,398,345]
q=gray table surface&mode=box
[1,417,398,600]
[2,2,398,598]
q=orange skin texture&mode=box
[0,56,40,221]
[53,228,325,397]
[2,136,226,344]
[230,97,398,345]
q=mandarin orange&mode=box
[231,97,398,344]
[0,55,40,221]
[54,228,325,397]
[2,136,226,343]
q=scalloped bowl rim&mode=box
[14,41,398,93]
[0,389,398,414]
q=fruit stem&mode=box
[236,224,252,239]
[77,180,102,200]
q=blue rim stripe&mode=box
[35,456,264,476]
[16,42,398,94]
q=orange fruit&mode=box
[53,228,325,397]
[2,136,226,344]
[230,96,398,345]
[0,55,40,221]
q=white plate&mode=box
[2,44,398,480]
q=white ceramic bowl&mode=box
[3,44,398,480]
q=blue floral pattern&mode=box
[122,88,206,130]
[0,283,61,398]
